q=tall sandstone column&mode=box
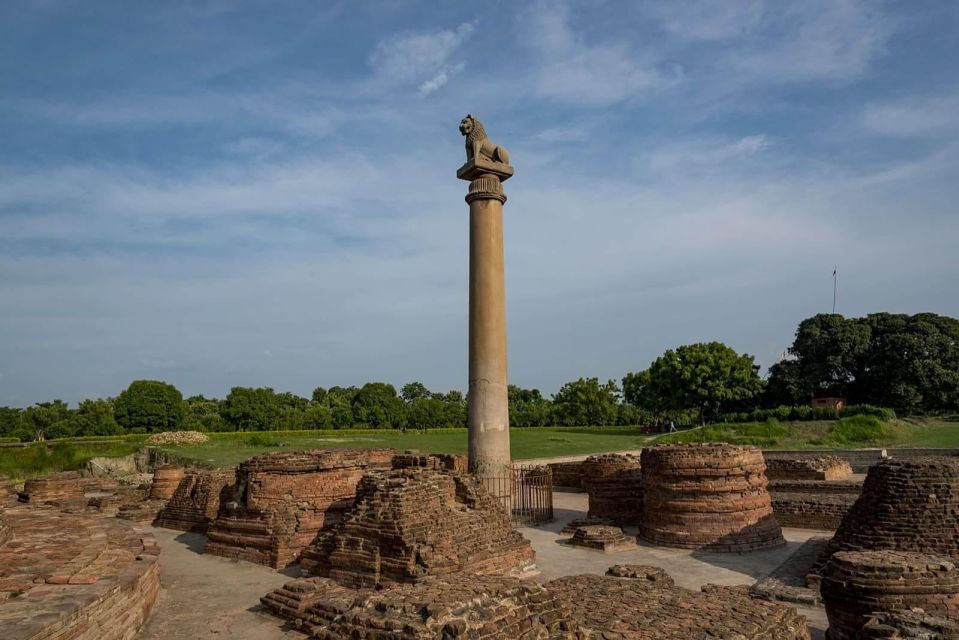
[457,115,513,490]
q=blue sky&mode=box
[1,0,958,406]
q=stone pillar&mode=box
[458,150,514,492]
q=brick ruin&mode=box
[0,504,160,640]
[262,566,811,639]
[559,517,613,534]
[547,461,584,488]
[148,465,187,500]
[639,444,785,552]
[153,468,235,533]
[391,451,468,472]
[204,448,393,568]
[809,457,959,584]
[765,456,854,481]
[580,453,643,525]
[859,609,959,639]
[563,524,636,553]
[0,503,8,547]
[768,476,862,530]
[820,550,959,640]
[18,471,89,507]
[298,466,536,587]
[116,465,188,524]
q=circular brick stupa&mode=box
[821,550,959,640]
[581,453,643,526]
[639,444,785,552]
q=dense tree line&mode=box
[2,312,955,441]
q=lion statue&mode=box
[459,114,510,165]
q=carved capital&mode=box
[465,173,507,204]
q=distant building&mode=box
[811,396,846,411]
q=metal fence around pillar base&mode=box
[480,464,554,526]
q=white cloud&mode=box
[368,21,475,93]
[862,94,959,138]
[522,3,671,106]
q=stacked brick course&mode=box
[563,525,636,552]
[859,610,959,639]
[391,451,468,472]
[771,492,857,530]
[581,453,643,525]
[0,505,160,640]
[85,484,150,517]
[821,550,959,640]
[147,465,186,500]
[299,467,536,587]
[204,448,393,568]
[18,471,86,506]
[153,468,234,533]
[639,444,785,551]
[765,456,854,481]
[546,572,811,639]
[547,461,584,488]
[0,504,8,546]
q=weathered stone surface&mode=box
[300,467,535,587]
[765,456,854,481]
[147,465,186,500]
[18,471,86,506]
[750,536,831,606]
[859,609,959,639]
[547,461,584,488]
[0,504,9,547]
[809,458,959,585]
[153,468,234,533]
[85,484,150,517]
[260,577,369,636]
[546,572,811,639]
[639,444,785,552]
[204,448,393,568]
[559,517,613,534]
[563,525,636,553]
[0,505,160,640]
[391,451,468,472]
[821,550,959,640]
[581,453,643,526]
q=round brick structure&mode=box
[581,453,643,526]
[0,505,160,640]
[639,444,785,552]
[821,550,959,640]
[859,609,959,639]
[148,465,186,500]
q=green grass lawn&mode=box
[155,427,654,469]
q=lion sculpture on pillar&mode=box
[460,114,510,166]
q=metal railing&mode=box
[481,464,554,526]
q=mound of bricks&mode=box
[547,461,584,488]
[148,465,186,499]
[765,456,854,481]
[391,451,468,472]
[85,484,150,517]
[18,471,86,507]
[605,564,674,584]
[204,448,393,568]
[260,577,370,636]
[809,458,959,584]
[0,504,8,546]
[639,443,785,551]
[0,504,160,640]
[859,610,959,639]
[145,430,209,445]
[299,467,536,587]
[153,468,234,533]
[581,453,643,525]
[820,550,959,640]
[560,517,613,534]
[546,572,811,639]
[564,525,636,553]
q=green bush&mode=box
[840,404,896,420]
[657,420,789,447]
[812,407,839,420]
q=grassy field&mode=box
[155,427,654,469]
[2,420,957,481]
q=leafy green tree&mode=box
[219,387,281,431]
[762,360,806,407]
[508,385,552,427]
[311,387,328,405]
[114,380,185,433]
[632,342,764,424]
[404,397,447,429]
[183,397,227,432]
[18,400,73,440]
[0,407,22,438]
[327,386,359,429]
[352,382,405,428]
[71,399,123,436]
[401,382,431,402]
[303,403,332,429]
[551,378,620,426]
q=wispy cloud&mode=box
[368,21,475,94]
[862,93,959,138]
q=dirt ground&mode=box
[137,490,827,639]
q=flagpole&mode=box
[832,266,837,314]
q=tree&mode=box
[114,380,185,433]
[71,399,123,436]
[0,407,22,438]
[303,403,332,429]
[183,397,227,432]
[18,400,72,440]
[631,342,764,424]
[508,385,552,427]
[352,382,405,428]
[311,387,328,405]
[219,387,281,431]
[551,378,620,426]
[401,382,431,402]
